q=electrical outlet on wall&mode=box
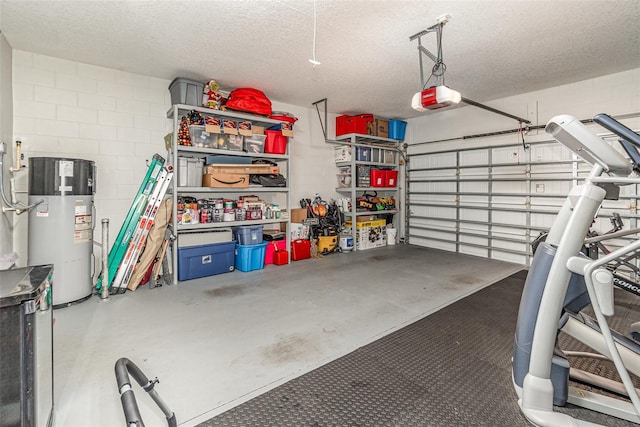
[536,184,545,193]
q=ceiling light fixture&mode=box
[309,0,320,67]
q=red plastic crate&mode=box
[265,130,287,154]
[385,170,398,187]
[336,114,374,136]
[370,169,386,187]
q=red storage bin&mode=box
[336,114,374,136]
[265,240,286,264]
[385,170,398,187]
[265,130,287,154]
[370,169,386,187]
[291,239,311,261]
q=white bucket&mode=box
[387,227,397,245]
[340,234,354,251]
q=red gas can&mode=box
[273,249,289,265]
[291,239,311,261]
[265,240,286,264]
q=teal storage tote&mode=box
[388,120,407,140]
[235,242,267,272]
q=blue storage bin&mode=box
[232,225,263,245]
[389,120,407,140]
[355,147,371,161]
[235,242,267,272]
[178,241,235,281]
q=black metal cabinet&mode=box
[0,265,54,427]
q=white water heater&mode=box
[28,157,96,308]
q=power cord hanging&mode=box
[308,0,320,67]
[422,21,448,90]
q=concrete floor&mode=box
[51,244,522,427]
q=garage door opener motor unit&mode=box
[408,14,530,125]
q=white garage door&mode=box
[406,137,638,266]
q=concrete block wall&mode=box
[10,50,337,267]
[11,50,172,266]
[0,34,13,256]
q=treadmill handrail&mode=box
[594,113,640,148]
[546,115,632,176]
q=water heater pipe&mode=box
[101,219,110,301]
[0,141,42,213]
[10,140,21,172]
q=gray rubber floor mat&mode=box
[199,271,637,426]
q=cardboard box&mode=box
[205,118,222,133]
[280,123,294,137]
[222,119,238,135]
[375,118,389,138]
[238,121,252,136]
[290,223,310,240]
[202,173,249,188]
[205,164,278,175]
[334,146,351,162]
[366,120,376,136]
[290,208,308,223]
[346,219,387,250]
[346,219,386,228]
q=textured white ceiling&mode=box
[1,0,639,119]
